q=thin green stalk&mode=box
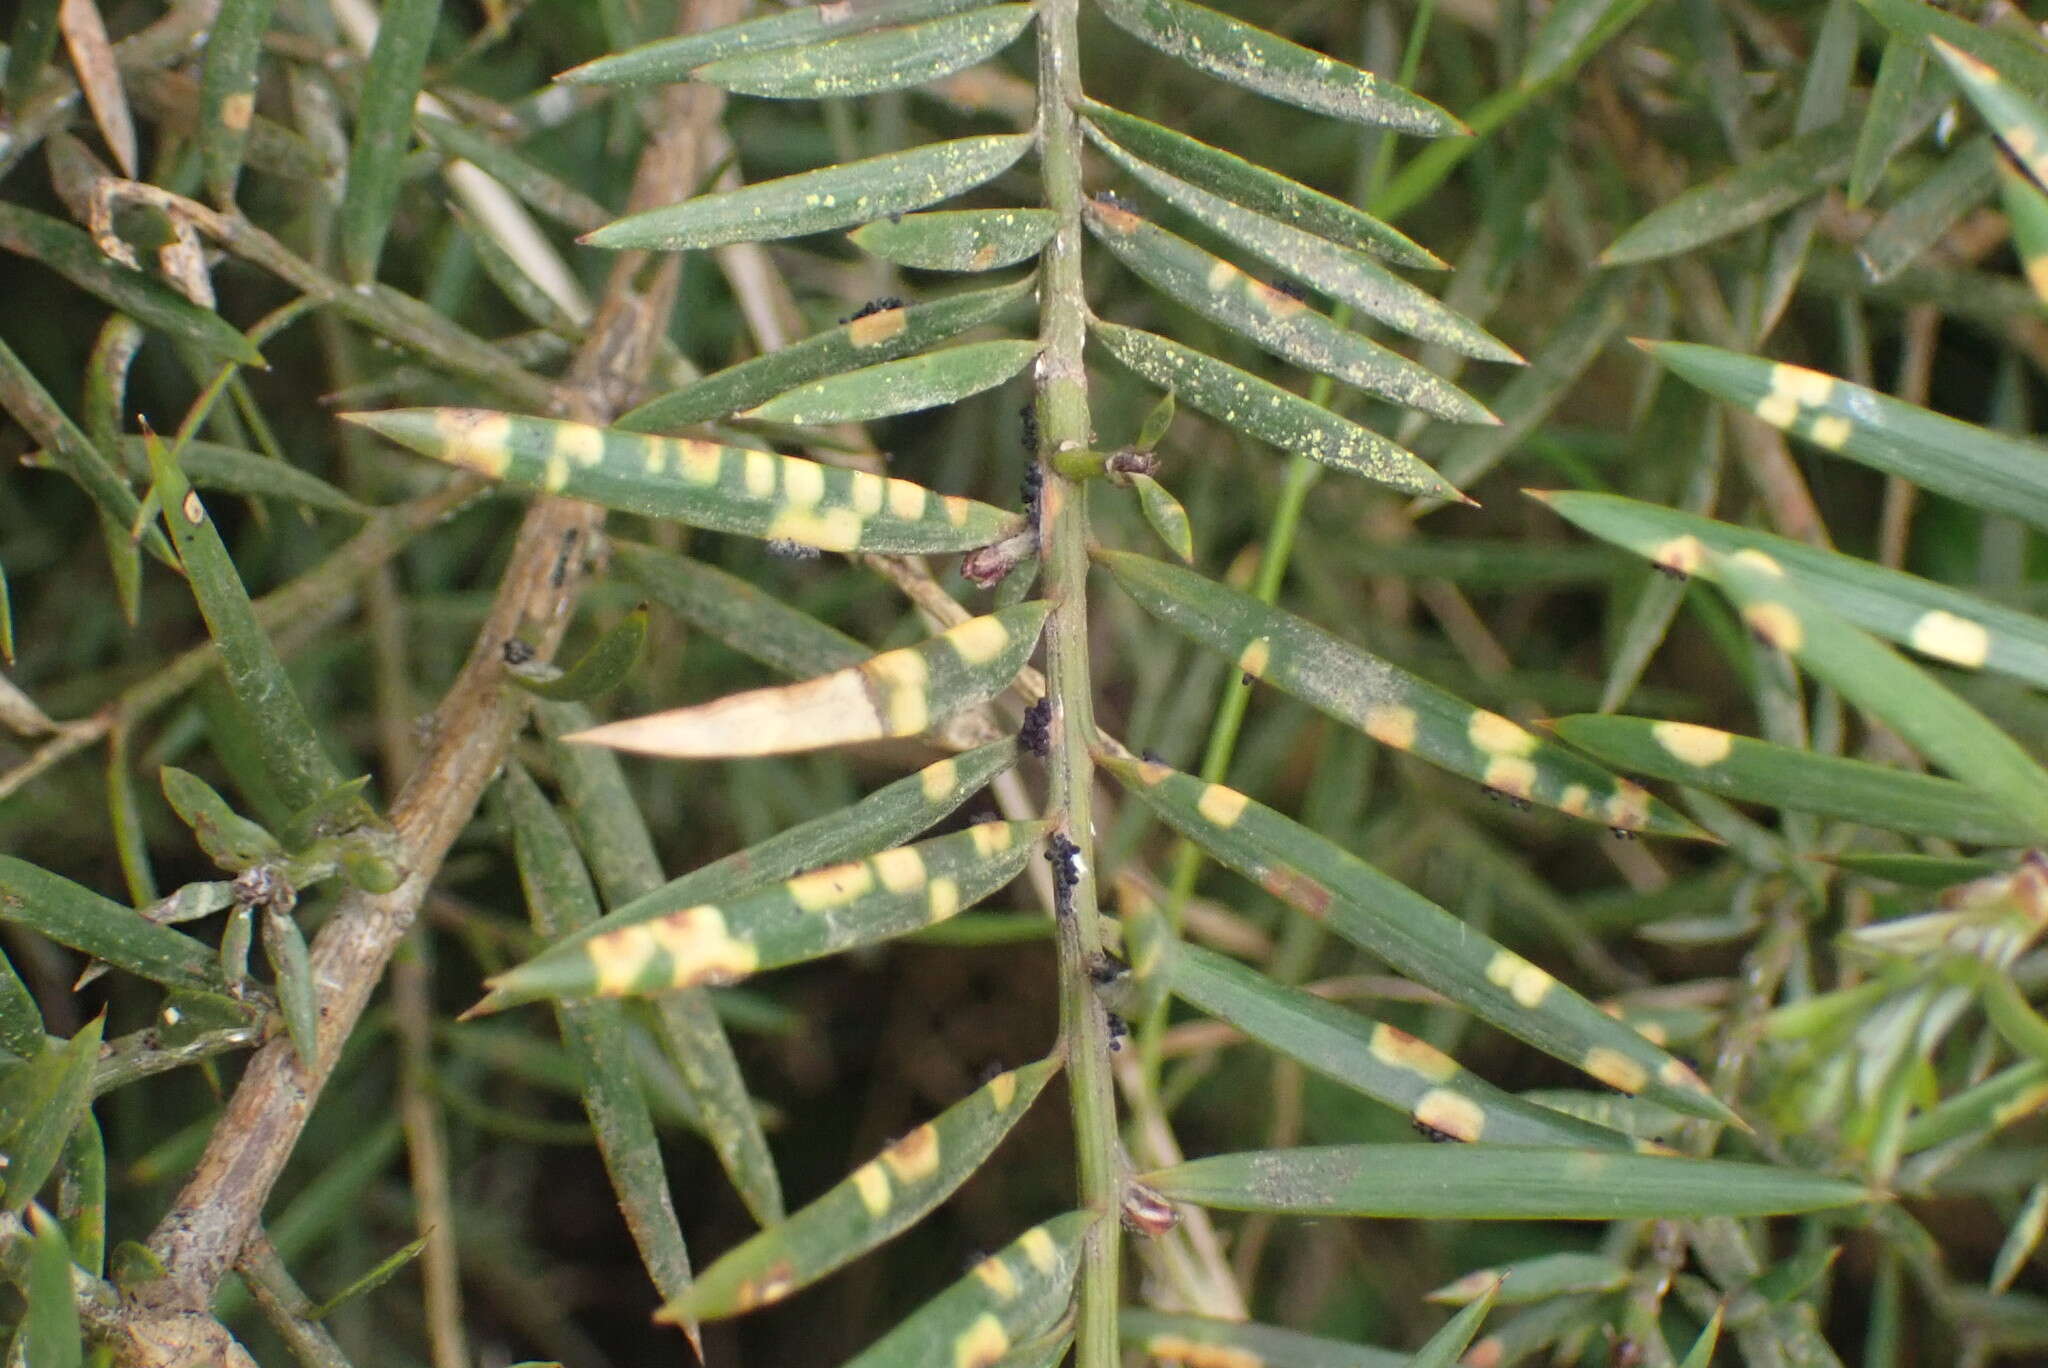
[1035,0,1121,1360]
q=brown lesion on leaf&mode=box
[1259,865,1331,919]
[733,1258,799,1311]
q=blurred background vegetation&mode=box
[4,1,2048,1365]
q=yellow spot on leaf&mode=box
[676,439,720,485]
[1993,1083,2048,1127]
[1743,601,1803,651]
[1772,361,1836,407]
[586,926,660,996]
[852,1162,891,1217]
[1369,1023,1458,1082]
[1910,610,1990,668]
[887,479,929,520]
[644,907,760,989]
[1464,1336,1506,1368]
[1236,637,1271,677]
[781,458,827,509]
[1604,782,1651,831]
[557,422,606,468]
[1482,756,1537,801]
[1364,704,1418,750]
[881,1124,941,1182]
[220,91,254,131]
[1484,950,1555,1007]
[919,758,959,801]
[1650,535,1702,578]
[942,494,976,527]
[1143,1337,1261,1368]
[1018,1225,1057,1273]
[849,306,908,347]
[972,1257,1018,1301]
[968,822,1013,857]
[1414,1089,1486,1142]
[873,846,927,894]
[1196,784,1250,827]
[1558,784,1591,816]
[953,1313,1009,1368]
[181,490,205,523]
[928,876,960,922]
[1659,1055,1712,1095]
[766,507,864,551]
[1808,414,1852,450]
[946,613,1012,665]
[849,470,887,515]
[1468,710,1536,756]
[438,409,514,475]
[541,451,571,492]
[864,646,932,735]
[986,1069,1018,1109]
[1653,721,1734,767]
[1583,1046,1649,1094]
[743,449,777,498]
[734,1261,798,1311]
[1205,258,1235,291]
[789,861,875,912]
[1729,548,1784,576]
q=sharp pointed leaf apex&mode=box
[457,989,513,1021]
[1626,336,1664,352]
[1521,487,1558,504]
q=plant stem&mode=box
[1035,0,1122,1360]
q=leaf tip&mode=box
[1520,487,1556,505]
[457,988,512,1022]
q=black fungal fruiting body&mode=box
[1104,1010,1129,1052]
[1269,277,1309,302]
[1090,189,1137,213]
[1018,400,1039,457]
[1019,697,1052,758]
[501,639,537,666]
[766,538,821,560]
[1046,833,1082,917]
[840,296,905,324]
[1412,1118,1462,1143]
[1086,950,1129,987]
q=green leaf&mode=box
[1903,1061,2048,1152]
[2000,160,2048,310]
[502,764,698,1306]
[197,0,276,204]
[1097,550,1700,837]
[1099,751,1734,1123]
[1129,473,1194,563]
[1933,35,2048,189]
[24,1207,83,1368]
[1851,35,1929,208]
[1095,0,1461,135]
[1678,1306,1725,1368]
[1085,131,1518,363]
[0,858,223,993]
[475,819,1047,1010]
[1084,199,1494,425]
[741,339,1037,425]
[1120,1311,1407,1368]
[559,0,993,86]
[5,0,64,110]
[839,1211,1090,1368]
[1533,491,2048,690]
[1409,1278,1498,1368]
[303,1234,430,1320]
[1550,715,2039,846]
[613,542,868,677]
[1708,549,2048,838]
[1600,122,1858,266]
[159,766,284,872]
[1143,1145,1871,1219]
[552,741,1018,957]
[694,5,1033,100]
[145,436,355,816]
[1090,320,1467,501]
[1,1017,103,1213]
[1856,134,1998,285]
[343,409,1019,555]
[849,209,1056,272]
[341,0,438,281]
[1429,1252,1630,1306]
[1522,0,1656,89]
[0,950,42,1060]
[57,1112,105,1277]
[565,602,1047,759]
[1856,0,2048,103]
[1135,388,1177,450]
[1827,852,2011,887]
[1167,941,1642,1150]
[512,605,649,702]
[620,278,1035,432]
[415,115,611,235]
[71,436,369,516]
[261,907,318,1067]
[1079,101,1441,268]
[584,134,1033,251]
[662,1054,1057,1323]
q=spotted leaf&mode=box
[1095,0,1461,135]
[1142,1145,1870,1219]
[1643,340,2048,533]
[1533,491,2048,690]
[1707,550,2048,839]
[583,134,1033,252]
[565,602,1047,759]
[1168,942,1643,1150]
[1098,550,1702,837]
[1101,751,1736,1123]
[474,820,1045,1011]
[560,741,1019,950]
[849,209,1056,272]
[839,1211,1090,1368]
[1079,101,1440,267]
[661,1055,1058,1323]
[693,5,1033,100]
[1090,321,1467,501]
[1083,198,1494,426]
[1552,715,2040,847]
[741,339,1037,425]
[1084,128,1518,362]
[559,0,994,86]
[1119,1312,1406,1368]
[620,279,1035,432]
[341,409,1017,555]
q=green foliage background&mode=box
[2,1,2047,1366]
